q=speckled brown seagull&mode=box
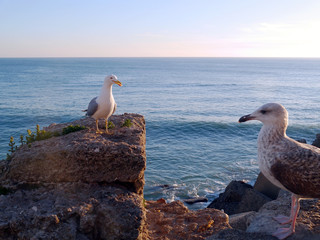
[239,103,320,240]
[83,75,122,133]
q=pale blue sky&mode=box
[1,0,320,57]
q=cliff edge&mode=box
[0,114,147,240]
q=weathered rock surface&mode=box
[228,211,256,231]
[0,114,147,240]
[207,181,271,215]
[207,190,320,240]
[1,114,146,194]
[246,190,320,239]
[146,198,231,240]
[206,228,277,240]
[0,183,146,240]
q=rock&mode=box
[229,211,256,231]
[0,183,146,240]
[207,181,271,215]
[206,228,277,240]
[312,133,320,148]
[0,114,147,240]
[253,172,280,200]
[246,190,320,239]
[146,199,230,240]
[296,139,307,144]
[184,197,208,204]
[1,114,146,195]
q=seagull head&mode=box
[239,103,288,127]
[105,74,122,87]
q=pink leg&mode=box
[272,195,300,240]
[273,195,296,224]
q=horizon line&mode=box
[1,56,320,59]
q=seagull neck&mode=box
[99,83,113,98]
[258,123,287,144]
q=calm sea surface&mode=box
[1,58,320,209]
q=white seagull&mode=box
[84,75,122,133]
[239,103,320,240]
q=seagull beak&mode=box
[113,80,122,86]
[238,114,255,123]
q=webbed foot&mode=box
[273,215,292,225]
[272,227,294,240]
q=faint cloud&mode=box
[232,20,320,57]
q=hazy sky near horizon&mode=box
[1,0,320,57]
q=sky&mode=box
[1,0,320,58]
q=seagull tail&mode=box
[82,109,88,112]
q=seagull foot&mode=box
[272,227,294,240]
[273,215,292,225]
[96,130,103,134]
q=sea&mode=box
[1,58,320,209]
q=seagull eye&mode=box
[261,110,267,114]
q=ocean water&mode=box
[1,58,320,209]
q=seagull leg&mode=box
[96,120,102,134]
[273,195,296,224]
[272,195,300,240]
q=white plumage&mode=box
[84,75,122,133]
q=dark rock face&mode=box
[184,197,208,204]
[207,181,271,215]
[312,134,320,148]
[0,114,147,240]
[253,172,280,200]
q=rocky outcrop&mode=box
[246,190,320,239]
[207,181,271,215]
[208,190,320,240]
[0,184,146,240]
[0,114,147,240]
[146,198,230,240]
[1,114,146,194]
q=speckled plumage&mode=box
[258,124,320,198]
[239,103,320,239]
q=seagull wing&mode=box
[86,97,98,117]
[271,142,320,198]
[112,102,117,115]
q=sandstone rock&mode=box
[0,114,147,240]
[0,183,146,240]
[1,114,146,195]
[207,181,271,215]
[146,199,230,240]
[246,190,320,239]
